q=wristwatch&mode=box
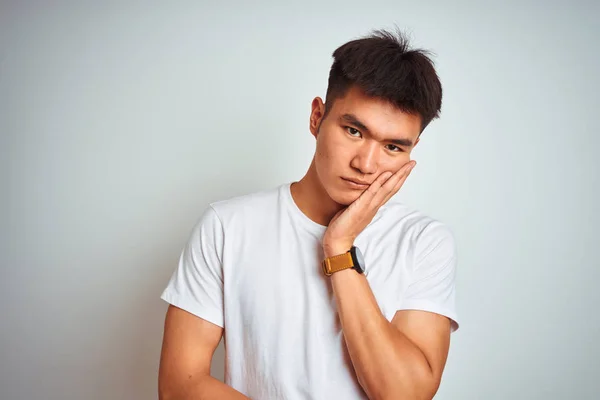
[322,246,366,276]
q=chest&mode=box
[222,229,412,328]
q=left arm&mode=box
[322,161,453,400]
[328,264,451,400]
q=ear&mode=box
[309,97,325,138]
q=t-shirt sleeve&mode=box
[398,221,460,332]
[160,205,225,328]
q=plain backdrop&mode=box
[1,1,599,399]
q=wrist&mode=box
[322,245,366,276]
[323,243,354,258]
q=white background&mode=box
[1,1,599,399]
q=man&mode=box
[158,28,459,400]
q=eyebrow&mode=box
[340,113,414,147]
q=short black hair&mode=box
[324,28,443,133]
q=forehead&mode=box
[328,86,422,140]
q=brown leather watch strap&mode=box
[322,251,354,276]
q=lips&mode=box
[342,178,370,189]
[345,178,370,185]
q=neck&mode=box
[290,158,345,226]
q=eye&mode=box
[385,144,403,152]
[345,126,362,137]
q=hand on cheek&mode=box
[323,160,416,255]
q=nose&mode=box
[349,141,379,176]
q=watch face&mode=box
[351,246,365,273]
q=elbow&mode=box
[397,370,440,400]
[393,377,440,400]
[413,363,442,400]
[369,367,440,400]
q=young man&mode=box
[158,29,459,400]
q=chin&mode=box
[316,169,362,205]
[326,183,362,206]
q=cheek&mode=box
[314,137,332,181]
[383,154,411,172]
[315,132,342,168]
[314,139,330,170]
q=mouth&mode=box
[341,177,370,190]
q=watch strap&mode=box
[322,251,354,276]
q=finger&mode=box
[372,161,415,204]
[360,161,414,209]
[372,162,415,206]
[359,170,393,205]
[381,163,415,204]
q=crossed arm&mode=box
[321,160,454,399]
[330,267,452,400]
[159,289,451,400]
[158,305,250,400]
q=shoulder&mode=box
[380,201,456,256]
[208,184,284,225]
[380,201,454,237]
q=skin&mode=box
[291,85,452,399]
[159,84,451,400]
[290,84,420,227]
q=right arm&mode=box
[158,305,250,400]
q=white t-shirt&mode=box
[161,182,459,399]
